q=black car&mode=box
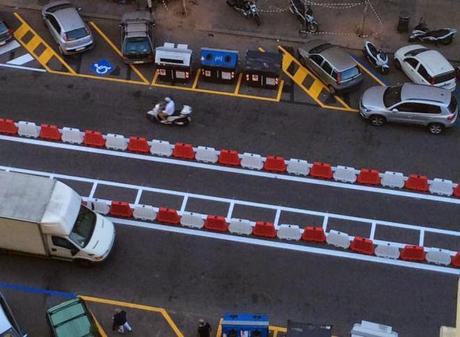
[0,19,13,46]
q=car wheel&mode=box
[394,59,401,70]
[369,115,386,127]
[441,36,453,45]
[327,85,336,95]
[428,123,444,135]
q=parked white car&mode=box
[394,45,456,91]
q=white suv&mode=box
[394,45,456,91]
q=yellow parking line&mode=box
[13,13,76,74]
[309,79,325,98]
[215,319,223,337]
[234,73,243,94]
[25,35,41,51]
[91,313,108,337]
[292,67,308,84]
[192,69,201,89]
[89,21,150,85]
[275,80,284,102]
[13,23,28,40]
[356,62,386,86]
[37,48,54,65]
[258,47,265,52]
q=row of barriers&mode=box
[1,118,459,198]
[85,198,460,269]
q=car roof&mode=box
[302,39,356,71]
[401,83,450,104]
[415,49,454,75]
[45,1,85,32]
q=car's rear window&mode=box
[0,22,8,34]
[340,66,360,81]
[123,37,152,55]
[65,28,88,40]
[433,71,456,84]
[448,95,458,113]
[383,86,402,107]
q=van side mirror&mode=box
[391,108,398,112]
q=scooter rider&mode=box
[158,97,175,120]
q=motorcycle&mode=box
[146,101,192,126]
[289,0,318,33]
[226,0,261,26]
[362,40,390,74]
[408,18,457,45]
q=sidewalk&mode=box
[0,0,459,61]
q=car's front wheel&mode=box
[428,123,444,135]
[369,115,386,127]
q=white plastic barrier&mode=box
[105,133,128,151]
[61,127,84,144]
[425,248,451,266]
[351,320,398,337]
[277,224,301,241]
[229,218,253,235]
[150,139,173,157]
[195,146,219,163]
[381,171,405,189]
[180,212,205,229]
[326,230,351,249]
[240,153,265,170]
[133,204,158,221]
[17,121,40,138]
[429,178,454,196]
[375,242,400,259]
[286,159,310,176]
[333,165,357,183]
[87,199,110,215]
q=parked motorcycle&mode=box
[146,101,192,126]
[226,0,261,26]
[289,0,318,33]
[408,18,457,45]
[362,41,390,74]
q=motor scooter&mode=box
[289,0,318,33]
[409,17,457,45]
[146,101,192,126]
[362,41,390,74]
[226,0,261,26]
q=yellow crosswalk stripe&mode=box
[25,35,41,51]
[292,67,308,84]
[13,24,29,40]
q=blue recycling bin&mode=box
[221,313,269,337]
[200,48,239,83]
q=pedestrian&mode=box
[112,308,132,334]
[197,319,211,337]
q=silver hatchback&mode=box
[42,1,94,55]
[360,83,458,134]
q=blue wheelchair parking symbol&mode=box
[91,59,113,76]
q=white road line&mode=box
[322,216,329,231]
[134,189,143,205]
[0,135,459,206]
[0,63,45,72]
[179,195,188,213]
[3,164,458,238]
[7,53,34,65]
[111,217,460,276]
[419,229,425,246]
[0,40,20,55]
[370,221,377,240]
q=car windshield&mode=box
[340,66,360,80]
[123,37,151,55]
[0,22,8,34]
[383,86,402,107]
[66,27,88,40]
[448,95,458,113]
[434,71,456,84]
[69,205,96,248]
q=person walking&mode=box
[112,308,132,334]
[197,319,212,337]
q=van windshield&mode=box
[69,206,96,248]
[123,37,151,55]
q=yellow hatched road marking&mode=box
[91,313,108,337]
[309,79,325,98]
[13,24,29,40]
[37,48,54,65]
[89,21,150,85]
[292,67,308,84]
[282,52,295,72]
[13,13,76,74]
[25,35,41,51]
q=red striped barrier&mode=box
[128,136,149,153]
[400,245,426,261]
[173,143,195,160]
[156,207,180,225]
[350,236,375,255]
[39,124,61,141]
[110,201,133,218]
[252,221,277,238]
[0,119,18,135]
[218,149,241,166]
[84,130,105,148]
[263,155,287,173]
[301,226,326,243]
[405,175,429,192]
[204,215,228,232]
[310,162,333,179]
[454,184,460,198]
[357,169,381,186]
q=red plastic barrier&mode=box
[451,252,460,267]
[0,119,18,135]
[350,236,375,255]
[84,130,105,148]
[128,136,149,153]
[218,149,241,166]
[301,226,326,243]
[263,155,287,173]
[252,221,277,238]
[357,169,381,186]
[400,245,426,261]
[173,143,195,160]
[156,207,180,225]
[404,174,429,192]
[39,124,61,141]
[204,215,229,232]
[110,201,133,218]
[309,162,333,180]
[454,184,460,198]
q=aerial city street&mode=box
[0,0,459,336]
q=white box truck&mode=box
[0,171,115,264]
